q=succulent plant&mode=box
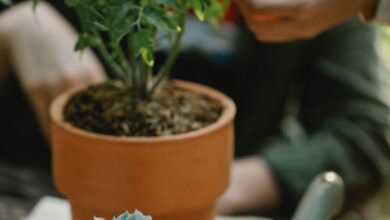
[94,210,152,220]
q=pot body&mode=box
[50,80,236,220]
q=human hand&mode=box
[237,0,379,42]
[0,2,106,139]
[217,157,280,215]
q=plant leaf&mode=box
[144,8,178,32]
[131,29,154,67]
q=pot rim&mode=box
[50,79,236,143]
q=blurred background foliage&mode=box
[378,26,390,220]
[380,27,390,70]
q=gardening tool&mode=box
[292,171,345,220]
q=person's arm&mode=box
[218,19,390,217]
[236,0,381,42]
[0,1,106,139]
[217,157,280,215]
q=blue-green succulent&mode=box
[94,210,152,220]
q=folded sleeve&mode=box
[261,18,390,215]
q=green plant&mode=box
[381,27,390,71]
[94,210,152,220]
[0,0,38,7]
[64,0,229,97]
[0,0,12,5]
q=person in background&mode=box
[171,3,390,219]
[0,1,105,138]
[238,0,390,42]
[0,2,104,218]
[0,1,389,220]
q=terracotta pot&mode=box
[50,80,236,220]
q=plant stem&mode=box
[136,6,144,31]
[141,62,152,97]
[113,42,133,84]
[127,35,137,88]
[144,63,152,93]
[148,13,186,96]
[93,31,127,81]
[134,61,141,91]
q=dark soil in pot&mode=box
[63,80,223,137]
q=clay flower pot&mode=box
[50,80,236,220]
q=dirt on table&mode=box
[63,80,223,137]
